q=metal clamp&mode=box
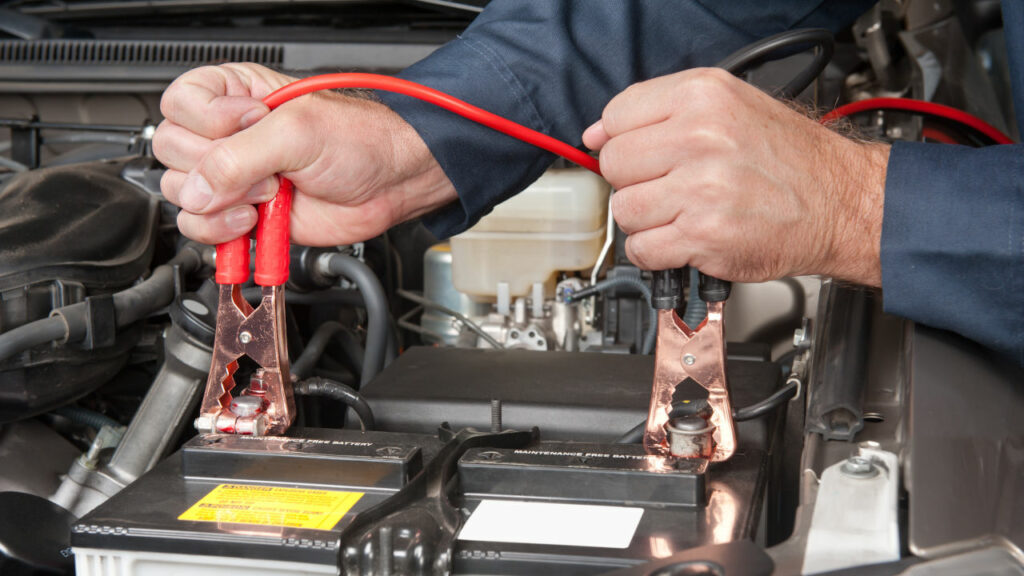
[195,284,294,436]
[644,302,737,462]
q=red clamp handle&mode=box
[254,176,293,286]
[214,176,293,286]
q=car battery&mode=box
[451,438,770,574]
[72,349,781,575]
[71,428,441,576]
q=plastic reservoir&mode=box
[450,168,610,298]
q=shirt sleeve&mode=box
[378,0,874,238]
[882,141,1024,366]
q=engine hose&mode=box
[112,244,204,327]
[291,321,364,381]
[294,377,376,432]
[0,244,207,364]
[716,28,834,99]
[567,276,656,355]
[54,405,121,431]
[318,253,389,386]
[243,287,365,307]
[0,316,67,364]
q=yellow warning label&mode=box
[178,484,363,531]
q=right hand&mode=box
[153,63,456,246]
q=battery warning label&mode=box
[178,484,363,531]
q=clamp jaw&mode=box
[644,269,737,462]
[195,177,295,436]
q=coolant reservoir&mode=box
[450,168,610,298]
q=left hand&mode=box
[582,67,889,286]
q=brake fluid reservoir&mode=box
[450,168,610,298]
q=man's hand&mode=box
[153,63,456,246]
[582,68,889,286]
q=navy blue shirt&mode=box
[380,1,1024,365]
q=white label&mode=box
[458,500,644,549]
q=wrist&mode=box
[818,138,889,287]
[382,107,458,221]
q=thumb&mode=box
[582,118,611,151]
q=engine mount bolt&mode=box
[238,331,253,344]
[840,456,878,479]
[683,354,697,366]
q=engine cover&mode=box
[0,159,158,295]
[0,159,160,422]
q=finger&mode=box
[160,169,187,205]
[601,68,734,138]
[598,125,683,190]
[164,168,276,211]
[151,120,215,172]
[181,102,320,213]
[160,66,270,139]
[582,119,610,151]
[178,169,280,214]
[611,180,684,235]
[624,224,694,271]
[176,206,258,245]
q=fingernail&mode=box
[239,106,268,130]
[225,206,256,234]
[180,172,213,211]
[244,178,279,204]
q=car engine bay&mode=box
[0,1,1022,575]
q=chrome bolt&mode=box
[840,456,878,479]
[194,415,215,434]
[793,318,812,349]
[238,331,253,344]
[683,354,696,366]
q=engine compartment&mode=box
[0,2,1023,575]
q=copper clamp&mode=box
[644,301,736,462]
[195,284,295,436]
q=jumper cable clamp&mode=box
[644,269,737,462]
[194,177,295,436]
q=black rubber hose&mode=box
[0,244,206,363]
[615,420,646,445]
[112,244,204,327]
[294,377,375,432]
[733,379,799,422]
[0,316,67,364]
[242,287,364,307]
[292,321,365,381]
[716,28,835,99]
[566,276,656,354]
[54,405,121,430]
[320,254,389,386]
